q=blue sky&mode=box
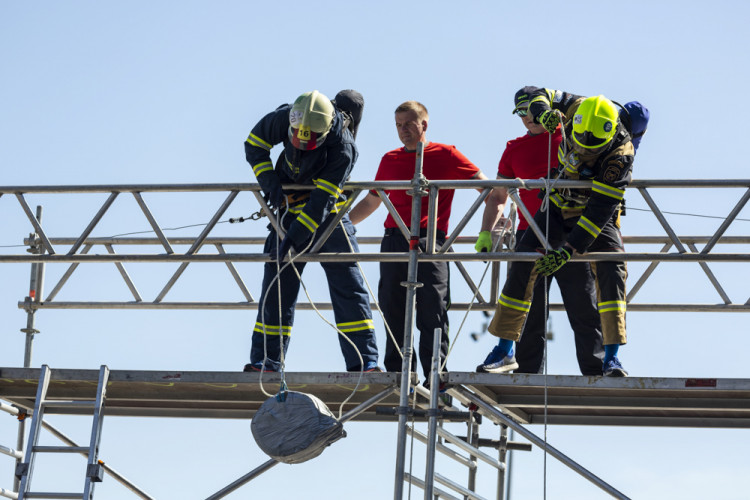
[2,1,749,498]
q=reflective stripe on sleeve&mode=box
[252,161,273,176]
[592,181,625,201]
[577,216,602,238]
[246,133,272,151]
[314,178,343,197]
[297,212,319,233]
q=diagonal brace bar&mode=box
[437,188,490,254]
[15,194,56,255]
[453,385,631,499]
[155,191,239,302]
[638,187,687,253]
[205,386,398,500]
[45,244,93,302]
[105,244,143,301]
[68,191,119,255]
[132,192,174,254]
[215,244,253,302]
[700,187,750,254]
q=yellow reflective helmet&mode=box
[288,90,335,150]
[572,95,619,150]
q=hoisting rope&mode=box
[338,219,404,362]
[255,197,378,419]
[440,210,514,373]
[542,109,566,499]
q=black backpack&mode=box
[332,89,364,140]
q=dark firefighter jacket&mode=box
[526,87,635,253]
[244,104,357,249]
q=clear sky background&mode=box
[2,1,749,499]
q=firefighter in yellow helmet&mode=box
[243,89,379,373]
[478,87,634,377]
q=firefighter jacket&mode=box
[525,87,635,253]
[245,104,357,249]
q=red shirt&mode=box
[374,142,480,234]
[497,128,562,230]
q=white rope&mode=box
[257,200,373,417]
[257,200,296,398]
[338,220,404,361]
[440,217,511,373]
[542,109,565,498]
[542,121,555,500]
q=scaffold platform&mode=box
[3,368,749,428]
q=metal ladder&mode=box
[16,365,110,500]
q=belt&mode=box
[384,227,446,239]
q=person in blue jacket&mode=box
[243,89,380,373]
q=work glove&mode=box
[266,184,285,210]
[534,245,573,276]
[259,173,284,210]
[537,110,560,133]
[475,230,492,253]
[270,235,294,262]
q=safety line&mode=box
[338,220,404,363]
[255,197,372,418]
[440,218,512,373]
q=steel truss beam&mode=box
[2,180,749,314]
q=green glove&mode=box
[475,230,492,252]
[537,110,560,133]
[534,246,572,276]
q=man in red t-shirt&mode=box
[474,87,604,375]
[350,100,489,379]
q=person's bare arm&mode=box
[473,172,509,231]
[349,192,383,224]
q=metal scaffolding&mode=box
[1,173,750,499]
[2,178,749,314]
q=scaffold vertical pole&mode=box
[423,328,442,499]
[15,206,45,492]
[497,426,509,500]
[467,407,479,496]
[394,141,427,500]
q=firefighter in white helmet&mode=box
[243,89,380,373]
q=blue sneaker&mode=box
[603,357,628,377]
[363,361,383,372]
[243,361,278,373]
[476,345,518,373]
[348,361,383,372]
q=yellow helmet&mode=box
[288,90,335,150]
[572,95,618,150]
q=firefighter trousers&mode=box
[251,216,379,371]
[489,207,627,346]
[513,231,604,375]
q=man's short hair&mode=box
[395,101,429,122]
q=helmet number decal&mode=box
[297,125,311,140]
